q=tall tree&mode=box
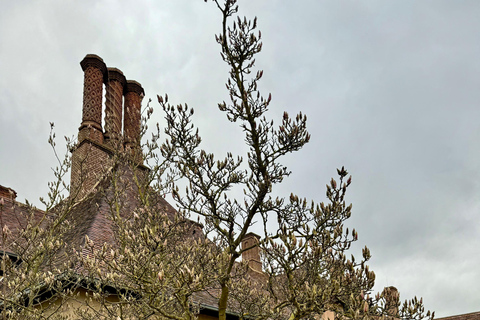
[0,1,434,320]
[156,1,434,320]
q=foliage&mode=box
[0,1,434,320]
[0,124,77,319]
[156,1,434,320]
[71,158,225,320]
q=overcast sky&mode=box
[1,1,479,317]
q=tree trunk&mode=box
[218,283,229,320]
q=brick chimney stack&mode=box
[79,54,107,144]
[242,233,262,273]
[123,80,144,155]
[71,54,146,200]
[0,185,17,202]
[104,68,126,146]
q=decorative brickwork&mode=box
[77,125,104,143]
[104,68,126,144]
[123,80,144,152]
[72,55,145,200]
[70,140,112,200]
[79,55,107,144]
[81,66,104,126]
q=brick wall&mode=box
[70,140,111,200]
[242,232,262,273]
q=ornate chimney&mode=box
[78,54,107,144]
[104,68,126,146]
[241,233,262,273]
[123,80,144,157]
[71,54,146,200]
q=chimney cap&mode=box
[0,185,17,200]
[245,232,261,240]
[108,67,123,75]
[125,80,145,96]
[80,54,108,83]
[83,53,104,62]
[107,67,127,87]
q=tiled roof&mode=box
[55,164,181,269]
[0,194,47,253]
[0,163,263,317]
[436,312,480,320]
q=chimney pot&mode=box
[0,185,17,201]
[79,54,107,143]
[71,55,108,199]
[80,54,108,78]
[242,233,262,273]
[123,80,144,156]
[104,68,126,145]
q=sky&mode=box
[1,0,479,317]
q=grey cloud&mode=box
[1,1,479,316]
